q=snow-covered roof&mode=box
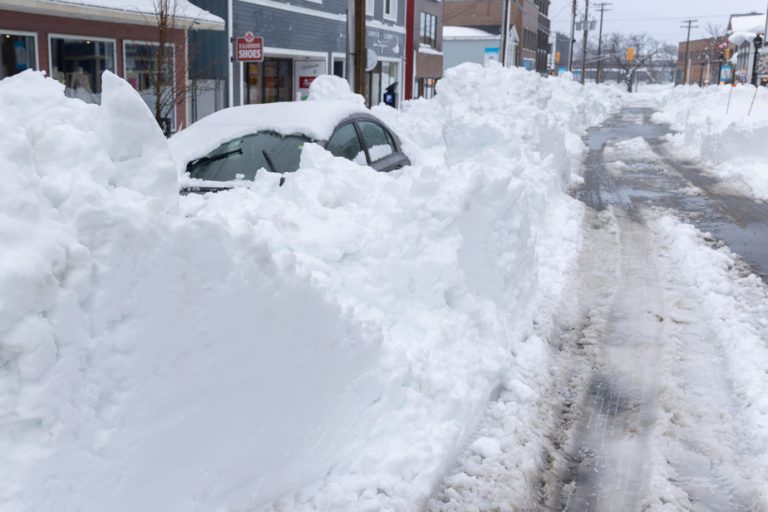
[443,26,499,41]
[729,31,758,46]
[1,0,224,29]
[730,14,766,35]
[169,100,370,165]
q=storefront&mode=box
[232,0,347,106]
[242,52,331,104]
[0,30,38,79]
[0,1,223,131]
[365,26,405,106]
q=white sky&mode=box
[548,0,768,44]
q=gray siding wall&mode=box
[230,0,407,105]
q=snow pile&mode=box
[0,65,617,511]
[307,74,366,105]
[652,85,768,200]
[652,216,768,499]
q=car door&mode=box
[354,120,409,172]
[325,121,368,165]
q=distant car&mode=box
[169,100,410,190]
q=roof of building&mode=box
[729,13,766,35]
[443,26,499,40]
[0,0,225,29]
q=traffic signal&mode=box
[627,47,635,62]
[556,51,561,63]
[725,47,731,60]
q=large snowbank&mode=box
[0,64,618,511]
[652,85,768,200]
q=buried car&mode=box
[169,100,410,190]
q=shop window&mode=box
[365,60,398,106]
[50,36,114,104]
[124,41,175,129]
[333,60,345,78]
[418,77,437,99]
[420,13,437,48]
[0,32,36,79]
[244,57,293,104]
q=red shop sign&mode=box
[236,32,264,62]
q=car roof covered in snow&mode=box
[169,100,369,165]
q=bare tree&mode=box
[605,32,664,91]
[151,0,187,134]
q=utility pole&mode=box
[681,19,698,85]
[354,0,366,97]
[568,0,577,71]
[594,2,611,83]
[580,0,590,84]
[501,0,512,66]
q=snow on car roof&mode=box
[169,100,369,165]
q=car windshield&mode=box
[186,132,310,181]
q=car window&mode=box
[357,121,395,162]
[326,123,367,165]
[187,132,309,181]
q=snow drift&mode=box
[652,85,768,200]
[0,65,618,511]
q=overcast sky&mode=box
[548,0,768,44]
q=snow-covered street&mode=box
[434,102,768,511]
[3,65,768,511]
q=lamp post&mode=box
[753,33,763,86]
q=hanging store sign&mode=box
[236,32,264,62]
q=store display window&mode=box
[244,58,293,104]
[50,36,115,104]
[366,61,398,106]
[0,32,37,79]
[124,41,175,128]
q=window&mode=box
[187,131,310,181]
[327,123,366,164]
[357,121,395,162]
[124,41,175,128]
[366,0,375,16]
[420,13,437,48]
[0,32,37,79]
[50,36,115,104]
[365,60,398,106]
[244,57,293,104]
[384,0,396,20]
[418,77,437,99]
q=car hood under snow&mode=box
[169,100,369,168]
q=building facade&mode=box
[405,0,444,99]
[674,37,724,86]
[442,0,549,71]
[228,0,405,108]
[0,0,223,131]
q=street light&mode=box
[753,33,763,86]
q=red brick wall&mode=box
[0,8,187,126]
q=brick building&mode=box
[674,37,726,86]
[443,0,550,72]
[0,0,224,131]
